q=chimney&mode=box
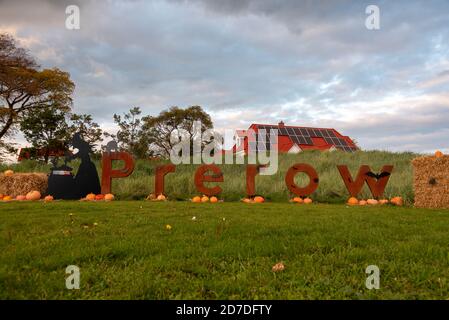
[278,121,285,128]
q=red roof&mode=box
[230,122,358,153]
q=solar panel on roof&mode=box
[327,129,336,137]
[279,127,288,135]
[331,137,340,145]
[290,136,300,144]
[299,128,309,136]
[324,137,333,145]
[320,129,328,137]
[338,138,348,146]
[287,128,295,135]
[304,137,313,145]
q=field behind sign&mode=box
[1,150,416,203]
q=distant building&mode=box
[229,122,358,154]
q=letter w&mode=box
[337,165,393,198]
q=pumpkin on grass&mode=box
[390,196,403,206]
[104,194,115,201]
[2,195,12,202]
[95,194,104,201]
[44,195,54,202]
[192,196,201,203]
[359,200,367,206]
[26,191,41,201]
[210,196,218,203]
[292,197,303,203]
[157,194,166,201]
[85,193,96,201]
[254,196,265,203]
[347,197,359,206]
[201,195,209,203]
[367,199,378,205]
[16,195,26,201]
[303,198,313,204]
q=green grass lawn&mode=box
[0,201,448,299]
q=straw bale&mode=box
[412,156,449,209]
[0,173,48,198]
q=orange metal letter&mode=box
[337,165,393,198]
[155,164,176,196]
[101,152,135,194]
[194,164,223,196]
[285,163,319,197]
[246,164,266,197]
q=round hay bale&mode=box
[0,173,48,198]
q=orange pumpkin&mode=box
[157,194,166,201]
[435,150,444,158]
[95,194,104,201]
[243,198,252,203]
[367,199,378,205]
[26,190,41,201]
[0,194,4,200]
[3,195,12,202]
[347,197,359,205]
[210,196,218,203]
[293,197,303,203]
[4,169,14,176]
[303,197,313,204]
[86,193,96,201]
[16,195,26,201]
[391,196,403,206]
[254,196,265,203]
[359,200,367,206]
[104,193,115,201]
[201,196,209,203]
[379,199,389,205]
[192,196,201,203]
[44,195,54,202]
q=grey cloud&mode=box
[0,0,448,152]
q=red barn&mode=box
[230,122,358,154]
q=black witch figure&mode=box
[66,133,101,198]
[47,133,101,199]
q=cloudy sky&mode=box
[1,0,448,152]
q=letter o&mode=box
[285,163,319,197]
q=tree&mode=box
[20,105,69,163]
[68,113,103,148]
[142,106,213,157]
[0,33,75,140]
[109,107,148,158]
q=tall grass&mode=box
[0,150,417,203]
